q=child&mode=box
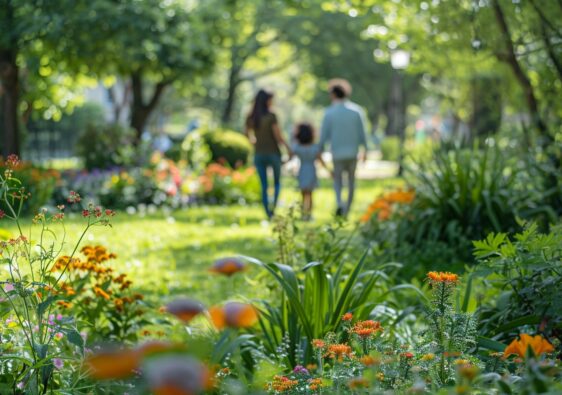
[292,123,330,220]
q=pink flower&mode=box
[53,358,64,369]
[4,283,14,292]
[0,209,5,219]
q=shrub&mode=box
[183,128,252,168]
[380,136,400,161]
[0,157,59,215]
[361,146,551,275]
[473,223,562,345]
[76,123,137,170]
[196,163,260,205]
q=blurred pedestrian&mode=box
[292,123,330,221]
[245,89,291,219]
[319,79,368,217]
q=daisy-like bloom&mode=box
[359,355,380,366]
[93,286,111,300]
[209,302,258,329]
[308,378,323,391]
[426,271,459,284]
[350,320,383,339]
[342,312,353,321]
[421,353,435,361]
[312,339,326,349]
[137,341,183,358]
[165,299,205,323]
[348,377,369,389]
[327,344,352,359]
[84,349,140,380]
[144,355,211,395]
[271,375,299,392]
[209,257,247,276]
[503,334,554,359]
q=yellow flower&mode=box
[421,353,435,361]
[503,334,554,359]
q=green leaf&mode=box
[64,328,85,349]
[477,336,506,352]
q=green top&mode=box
[320,101,367,160]
[252,113,281,155]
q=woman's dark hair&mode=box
[295,123,314,145]
[247,89,273,129]
[330,84,347,99]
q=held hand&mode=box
[360,151,368,163]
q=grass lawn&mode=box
[1,177,400,304]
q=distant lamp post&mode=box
[390,50,410,176]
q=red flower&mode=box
[0,209,5,219]
[82,210,90,217]
[67,191,81,204]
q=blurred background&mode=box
[1,0,560,165]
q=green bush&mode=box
[361,145,554,277]
[473,223,562,344]
[380,136,400,161]
[0,159,59,215]
[76,123,138,170]
[182,128,252,168]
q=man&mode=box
[319,79,367,217]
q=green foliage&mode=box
[183,128,253,168]
[247,213,403,367]
[380,136,400,161]
[0,160,59,216]
[474,223,562,344]
[0,162,115,393]
[362,145,555,276]
[76,123,137,170]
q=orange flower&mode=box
[342,312,353,321]
[271,375,298,392]
[327,344,352,359]
[359,355,380,366]
[308,377,323,390]
[427,271,459,284]
[209,257,247,276]
[350,320,383,338]
[348,377,369,389]
[165,299,205,323]
[503,334,554,359]
[209,302,258,329]
[146,355,212,395]
[312,339,326,349]
[93,286,111,300]
[84,349,139,380]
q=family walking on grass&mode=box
[244,79,368,220]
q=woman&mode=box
[245,89,291,219]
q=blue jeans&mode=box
[254,153,281,218]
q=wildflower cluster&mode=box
[197,162,259,204]
[360,188,415,222]
[51,245,145,340]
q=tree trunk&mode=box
[129,72,168,141]
[0,49,20,157]
[221,65,241,126]
[491,0,550,141]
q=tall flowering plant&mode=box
[0,155,115,393]
[422,272,478,386]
